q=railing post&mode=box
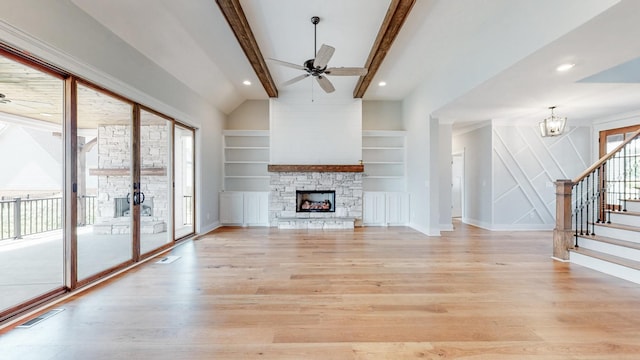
[13,197,22,239]
[553,180,573,260]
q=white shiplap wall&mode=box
[269,95,362,165]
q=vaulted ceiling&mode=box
[8,0,640,128]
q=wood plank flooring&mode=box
[2,222,640,359]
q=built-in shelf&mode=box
[223,130,270,191]
[362,130,406,192]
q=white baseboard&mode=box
[440,223,454,232]
[462,217,553,231]
[198,221,221,235]
[409,222,440,236]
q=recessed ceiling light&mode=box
[243,80,251,86]
[556,63,575,72]
[378,81,387,87]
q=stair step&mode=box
[590,222,640,243]
[571,247,640,271]
[570,248,640,284]
[607,210,640,227]
[626,199,640,212]
[576,234,640,251]
[575,234,640,261]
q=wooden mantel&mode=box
[267,164,364,173]
[89,168,167,176]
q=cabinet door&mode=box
[363,192,386,225]
[220,192,244,224]
[386,192,409,225]
[243,192,269,226]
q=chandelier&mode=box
[539,106,567,137]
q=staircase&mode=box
[570,199,640,283]
[554,129,640,284]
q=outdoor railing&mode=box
[183,195,193,225]
[0,194,194,240]
[0,195,96,240]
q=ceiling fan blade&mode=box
[281,74,309,87]
[316,75,335,93]
[325,67,368,76]
[267,58,305,71]
[313,44,335,69]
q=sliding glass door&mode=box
[175,124,195,238]
[0,52,65,314]
[0,45,197,322]
[76,83,134,281]
[139,109,173,255]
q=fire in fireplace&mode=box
[296,190,335,213]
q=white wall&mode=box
[403,87,433,235]
[453,123,591,231]
[438,122,453,231]
[492,124,590,230]
[0,0,225,234]
[226,100,269,130]
[270,95,362,165]
[398,0,617,236]
[362,101,403,130]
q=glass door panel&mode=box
[77,84,133,280]
[0,53,65,313]
[175,125,195,238]
[139,109,172,255]
[599,125,640,213]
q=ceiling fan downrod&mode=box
[311,16,319,57]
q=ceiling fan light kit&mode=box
[267,16,368,93]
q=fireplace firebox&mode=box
[296,190,335,213]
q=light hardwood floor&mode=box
[2,222,640,359]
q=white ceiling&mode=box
[67,0,640,127]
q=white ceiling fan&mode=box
[268,16,368,93]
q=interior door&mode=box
[451,153,463,218]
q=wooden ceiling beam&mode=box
[353,0,416,98]
[216,0,278,98]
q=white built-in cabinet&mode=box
[363,192,410,226]
[362,130,406,192]
[221,130,270,226]
[219,191,269,226]
[223,130,270,191]
[362,130,409,226]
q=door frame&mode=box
[451,151,464,219]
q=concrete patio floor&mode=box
[0,225,193,312]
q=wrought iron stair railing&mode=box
[553,128,640,260]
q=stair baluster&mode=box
[554,128,640,260]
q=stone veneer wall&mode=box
[95,124,169,233]
[269,172,363,227]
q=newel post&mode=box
[553,179,574,260]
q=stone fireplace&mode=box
[268,165,363,229]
